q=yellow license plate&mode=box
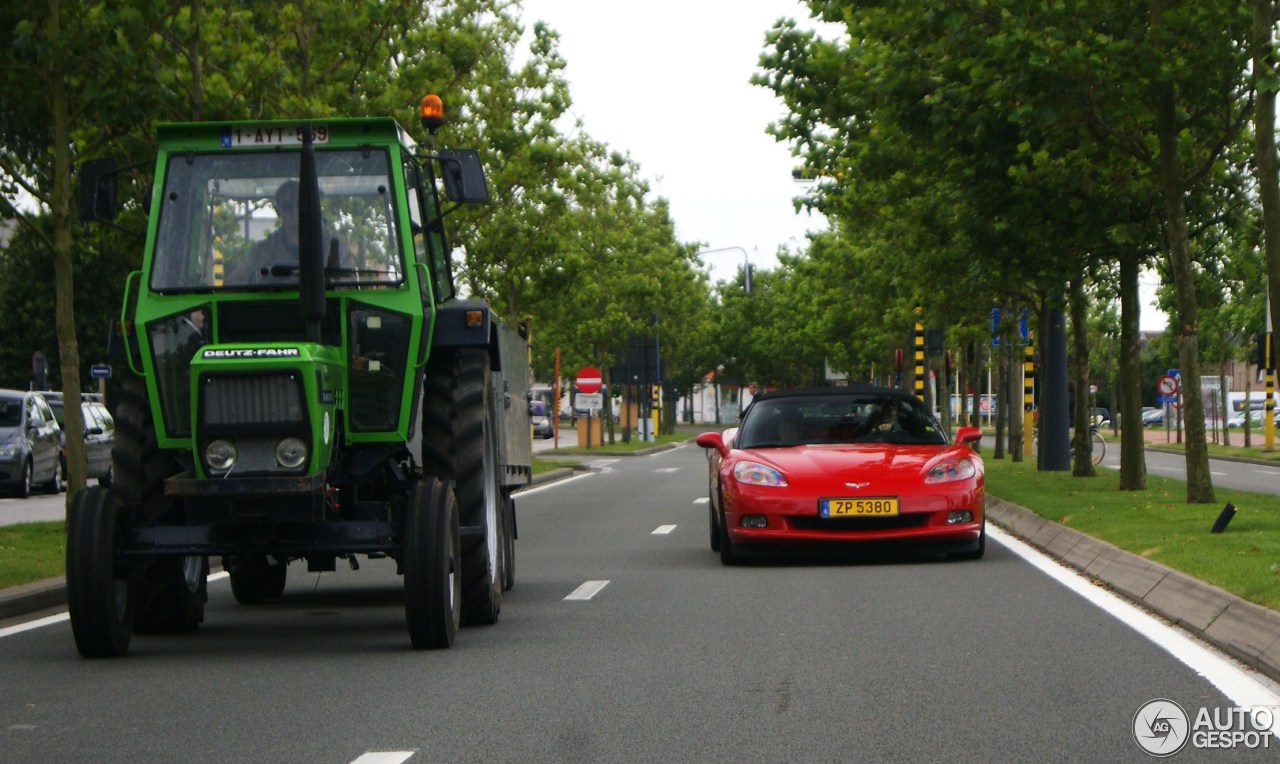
[820,497,899,517]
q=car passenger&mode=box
[778,416,803,444]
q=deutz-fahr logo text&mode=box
[201,348,301,359]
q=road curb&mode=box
[987,495,1280,683]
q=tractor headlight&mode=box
[205,439,237,472]
[274,437,308,469]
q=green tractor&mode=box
[70,97,530,657]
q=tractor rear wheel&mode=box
[451,349,504,625]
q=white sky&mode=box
[516,0,830,285]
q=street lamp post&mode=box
[697,246,751,294]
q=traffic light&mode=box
[1254,333,1273,369]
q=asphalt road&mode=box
[2,443,1278,762]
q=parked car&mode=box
[41,392,114,486]
[0,389,64,497]
[695,385,985,564]
[1141,407,1166,426]
[530,399,554,439]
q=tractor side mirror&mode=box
[437,149,490,204]
[79,158,119,222]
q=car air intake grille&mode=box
[792,514,928,532]
[202,374,304,426]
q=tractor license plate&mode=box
[220,125,330,148]
[820,497,899,517]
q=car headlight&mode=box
[205,439,237,472]
[733,461,788,487]
[0,442,18,458]
[274,437,308,469]
[925,457,977,484]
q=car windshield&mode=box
[736,393,947,449]
[530,401,547,417]
[151,149,403,292]
[0,396,20,427]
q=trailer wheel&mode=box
[226,555,287,604]
[501,492,516,592]
[404,477,460,649]
[132,556,207,634]
[67,486,134,658]
[451,349,504,625]
[113,374,206,633]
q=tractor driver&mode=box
[230,180,301,284]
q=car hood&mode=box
[0,426,21,442]
[738,443,971,482]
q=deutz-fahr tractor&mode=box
[70,96,530,657]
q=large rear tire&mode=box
[404,477,461,649]
[450,349,504,625]
[113,374,206,633]
[67,486,135,658]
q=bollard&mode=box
[1210,503,1236,534]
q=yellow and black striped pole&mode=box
[1023,334,1035,455]
[913,322,926,402]
[1266,332,1274,451]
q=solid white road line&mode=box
[988,524,1280,736]
[0,571,231,639]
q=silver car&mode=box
[530,400,554,439]
[42,392,115,486]
[0,389,64,497]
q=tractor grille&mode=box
[202,374,305,426]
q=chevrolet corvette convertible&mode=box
[695,386,985,564]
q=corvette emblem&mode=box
[845,481,871,489]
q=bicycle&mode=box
[1032,425,1106,466]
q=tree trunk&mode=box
[1253,0,1280,451]
[47,1,87,500]
[1069,276,1096,477]
[1155,81,1214,503]
[1117,247,1147,489]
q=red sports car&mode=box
[695,386,985,564]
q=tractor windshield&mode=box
[151,149,403,292]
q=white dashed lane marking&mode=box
[564,580,610,601]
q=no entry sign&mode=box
[576,366,603,394]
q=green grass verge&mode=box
[985,456,1280,611]
[0,522,65,590]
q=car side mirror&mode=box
[954,426,982,446]
[695,432,729,459]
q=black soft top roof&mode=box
[749,385,919,405]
